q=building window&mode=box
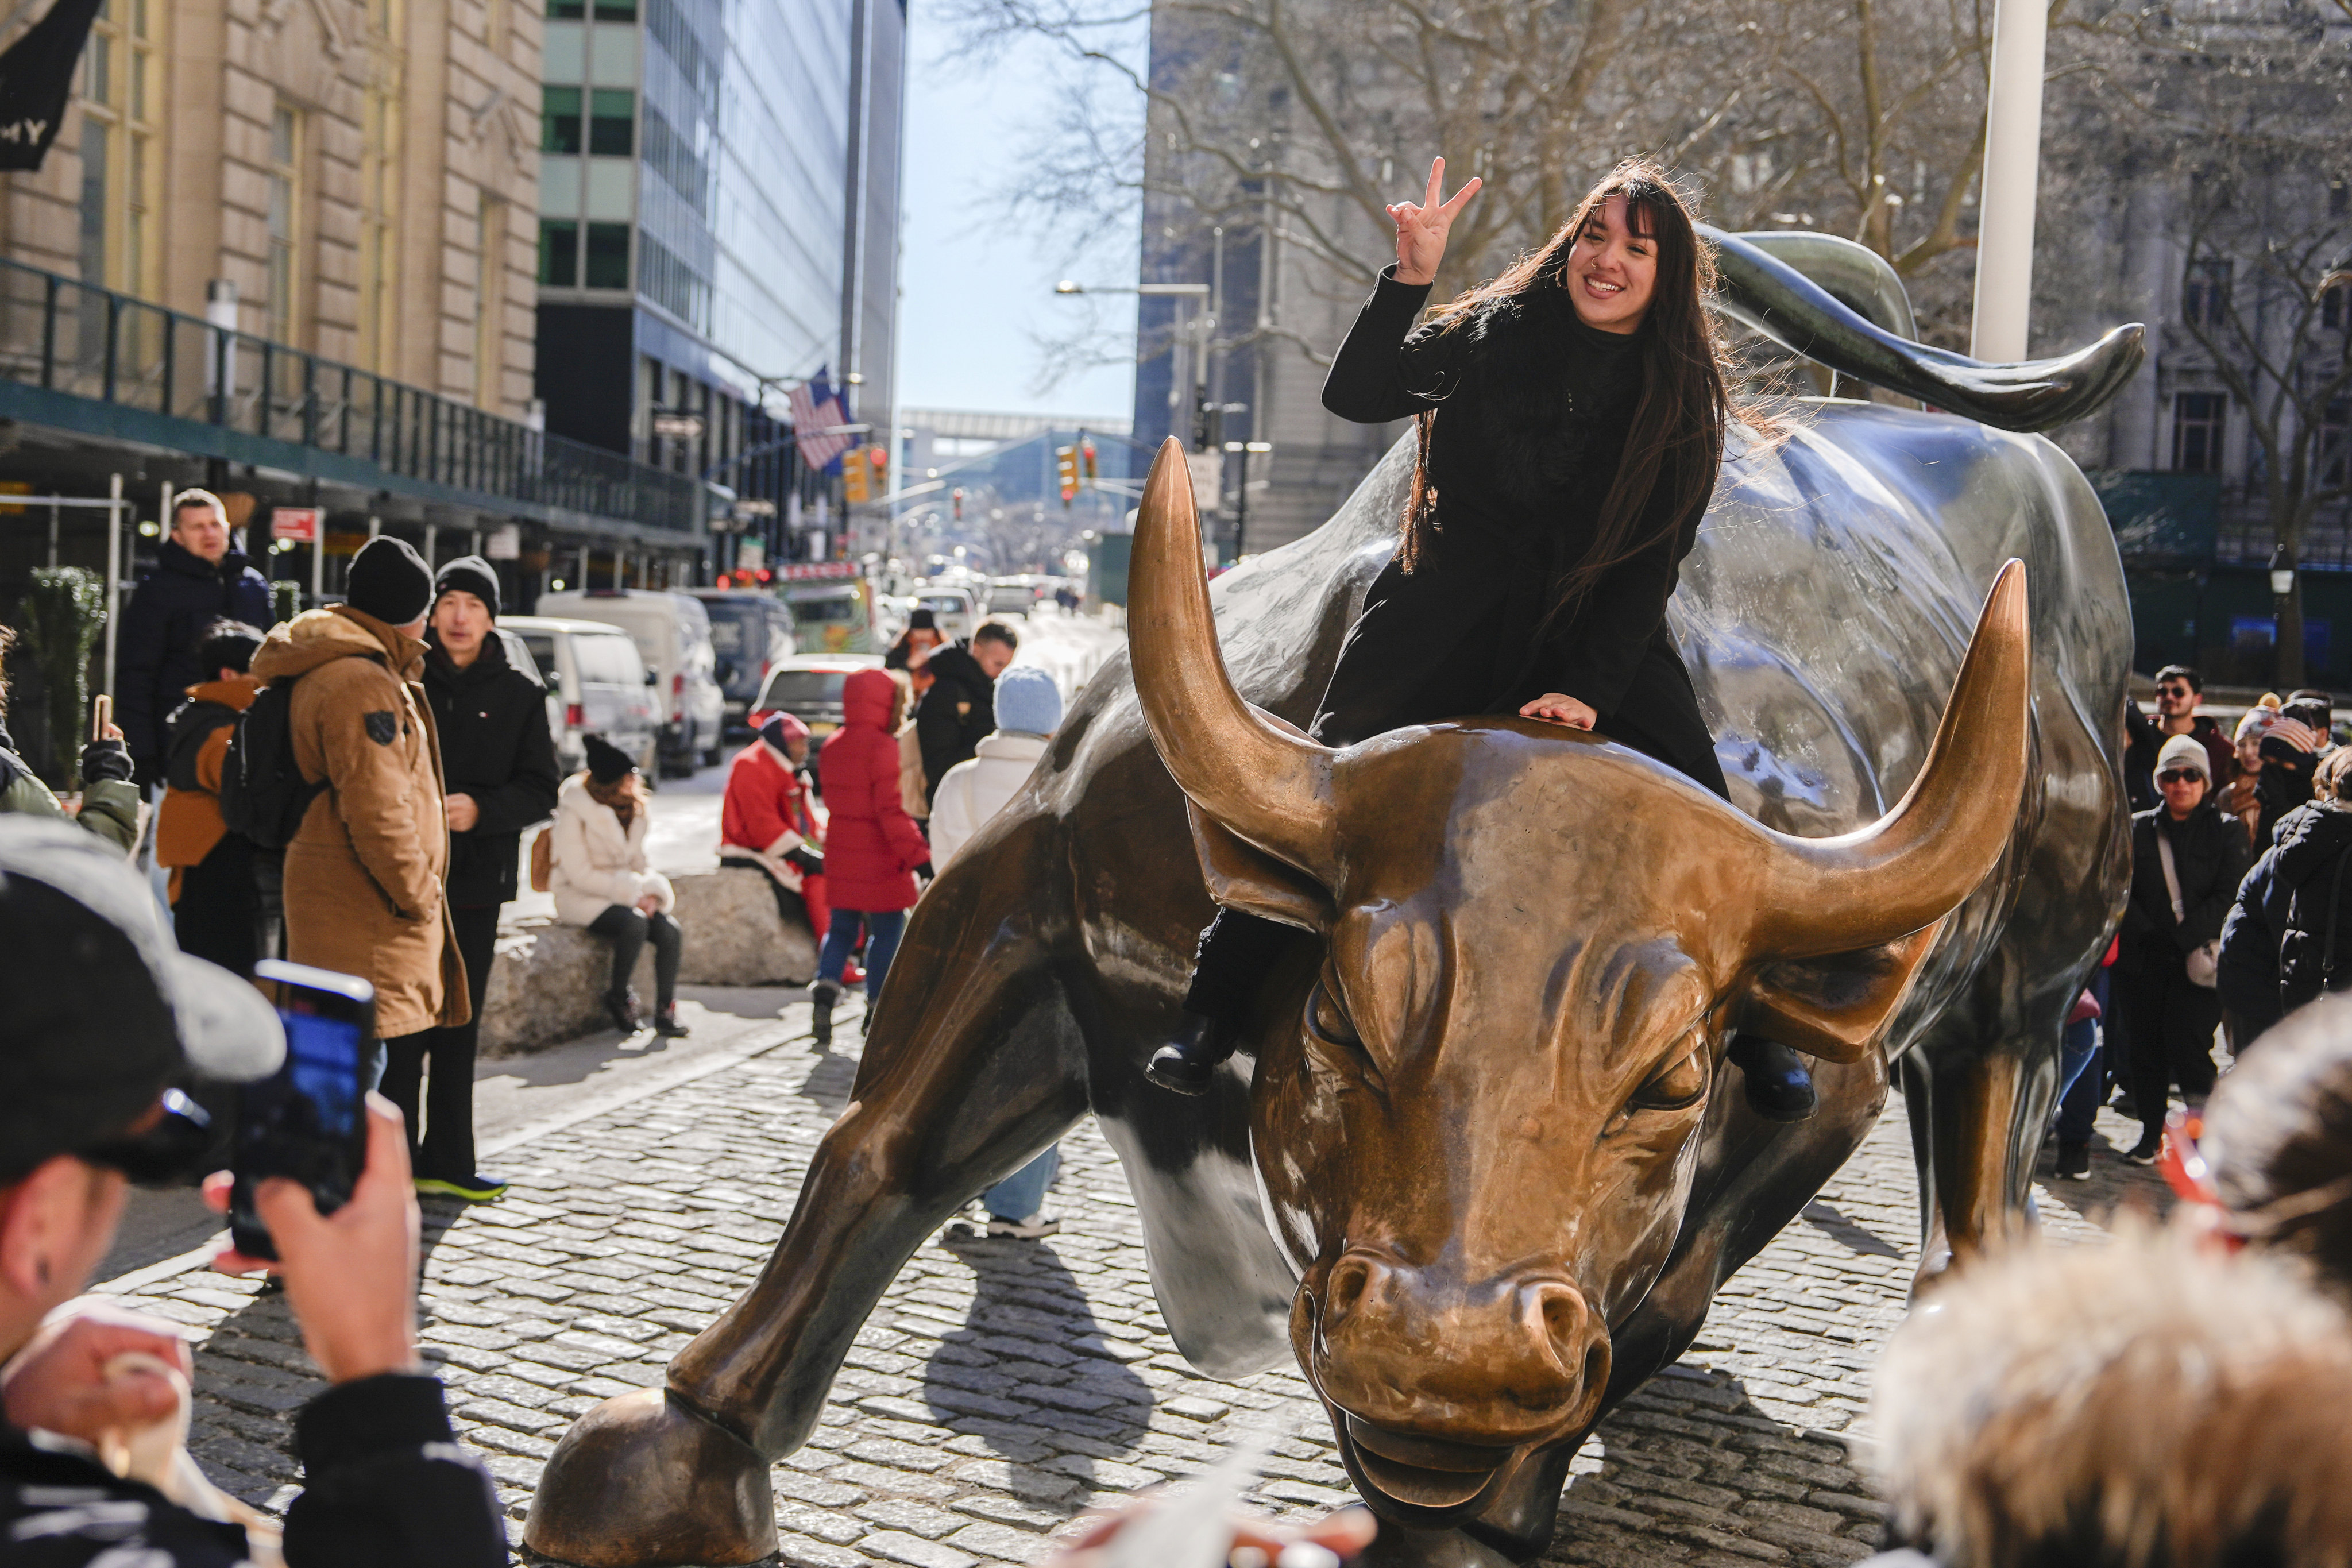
[593,0,635,17]
[542,86,583,155]
[584,222,630,289]
[75,0,159,300]
[2321,401,2349,493]
[476,195,507,409]
[267,106,302,344]
[638,230,707,329]
[539,219,579,287]
[588,90,634,156]
[547,0,582,16]
[2173,392,2227,474]
[2183,260,2231,331]
[358,87,401,372]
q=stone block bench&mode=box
[477,866,819,1056]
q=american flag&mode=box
[789,369,855,473]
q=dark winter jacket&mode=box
[820,668,929,911]
[423,631,561,907]
[117,538,273,774]
[2216,802,2323,1032]
[2122,801,2253,975]
[2121,706,2233,816]
[914,642,997,806]
[1310,267,1717,779]
[0,1373,506,1566]
[2272,800,2352,1012]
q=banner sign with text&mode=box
[0,0,105,171]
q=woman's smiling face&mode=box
[1566,195,1658,334]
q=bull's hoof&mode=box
[522,1386,776,1567]
[1356,1521,1520,1568]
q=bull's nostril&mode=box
[1581,1341,1609,1395]
[1540,1291,1581,1346]
[1324,1257,1374,1327]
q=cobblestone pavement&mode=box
[94,1004,2170,1568]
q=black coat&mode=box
[0,1373,505,1566]
[915,642,995,805]
[2122,802,2252,973]
[118,539,273,773]
[2272,801,2352,1011]
[423,632,561,907]
[1312,267,1721,790]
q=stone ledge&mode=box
[479,867,818,1055]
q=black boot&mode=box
[1728,1034,1817,1122]
[809,979,840,1048]
[1146,1012,1234,1096]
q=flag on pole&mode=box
[789,368,855,474]
[0,0,106,171]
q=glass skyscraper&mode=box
[535,0,903,544]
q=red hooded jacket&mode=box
[817,668,928,910]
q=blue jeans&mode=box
[985,1146,1060,1222]
[2055,968,2109,1147]
[819,908,905,1001]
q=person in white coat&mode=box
[931,667,1064,1238]
[551,735,686,1037]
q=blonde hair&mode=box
[169,488,228,530]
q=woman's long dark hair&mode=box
[1400,159,1735,628]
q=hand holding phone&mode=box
[88,693,111,743]
[227,962,376,1261]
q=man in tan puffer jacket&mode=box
[249,536,466,1048]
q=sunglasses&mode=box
[2157,768,2204,785]
[2159,686,2194,699]
[76,1090,215,1186]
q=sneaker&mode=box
[2054,1143,2091,1181]
[986,1214,1060,1239]
[415,1173,509,1203]
[604,987,641,1033]
[2126,1133,2164,1165]
[652,1007,689,1038]
[844,959,867,987]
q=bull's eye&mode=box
[1307,980,1361,1049]
[1629,1039,1709,1111]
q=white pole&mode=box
[311,521,325,606]
[102,473,123,700]
[1969,0,2049,361]
[47,503,56,568]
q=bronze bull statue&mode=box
[525,244,2138,1567]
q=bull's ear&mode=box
[1739,922,1942,1064]
[1188,801,1334,933]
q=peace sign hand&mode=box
[1388,157,1482,287]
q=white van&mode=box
[500,616,661,779]
[535,589,726,774]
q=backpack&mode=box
[530,827,553,893]
[897,721,929,821]
[218,680,325,849]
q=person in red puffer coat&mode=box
[810,668,929,1045]
[719,712,829,943]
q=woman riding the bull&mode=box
[1150,155,1819,1122]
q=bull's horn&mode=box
[1705,226,2145,433]
[1129,437,1339,881]
[1759,560,2030,956]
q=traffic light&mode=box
[1080,436,1097,486]
[1056,445,1080,507]
[952,486,965,521]
[842,453,870,505]
[866,445,887,493]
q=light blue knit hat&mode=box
[994,666,1063,736]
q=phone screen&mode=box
[232,963,374,1262]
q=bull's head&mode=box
[1127,439,2029,1524]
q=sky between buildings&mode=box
[893,0,1141,422]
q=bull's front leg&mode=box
[1898,995,2061,1290]
[524,844,1088,1567]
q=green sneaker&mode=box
[414,1173,509,1203]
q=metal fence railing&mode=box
[0,257,708,533]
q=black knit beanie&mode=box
[434,555,501,620]
[345,536,435,626]
[582,734,634,784]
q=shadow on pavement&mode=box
[1800,1200,1905,1259]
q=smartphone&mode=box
[88,693,111,743]
[231,960,377,1262]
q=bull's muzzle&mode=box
[1314,1249,1612,1511]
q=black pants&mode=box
[589,903,682,1010]
[381,902,500,1181]
[2118,958,2221,1139]
[173,833,260,978]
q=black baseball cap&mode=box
[0,821,284,1182]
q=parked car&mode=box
[689,589,798,736]
[502,615,661,782]
[783,577,877,654]
[748,653,886,768]
[985,576,1045,616]
[914,585,980,643]
[536,589,727,773]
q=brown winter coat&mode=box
[250,606,467,1038]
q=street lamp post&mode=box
[1971,0,2050,361]
[2272,542,2299,685]
[1225,440,1273,560]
